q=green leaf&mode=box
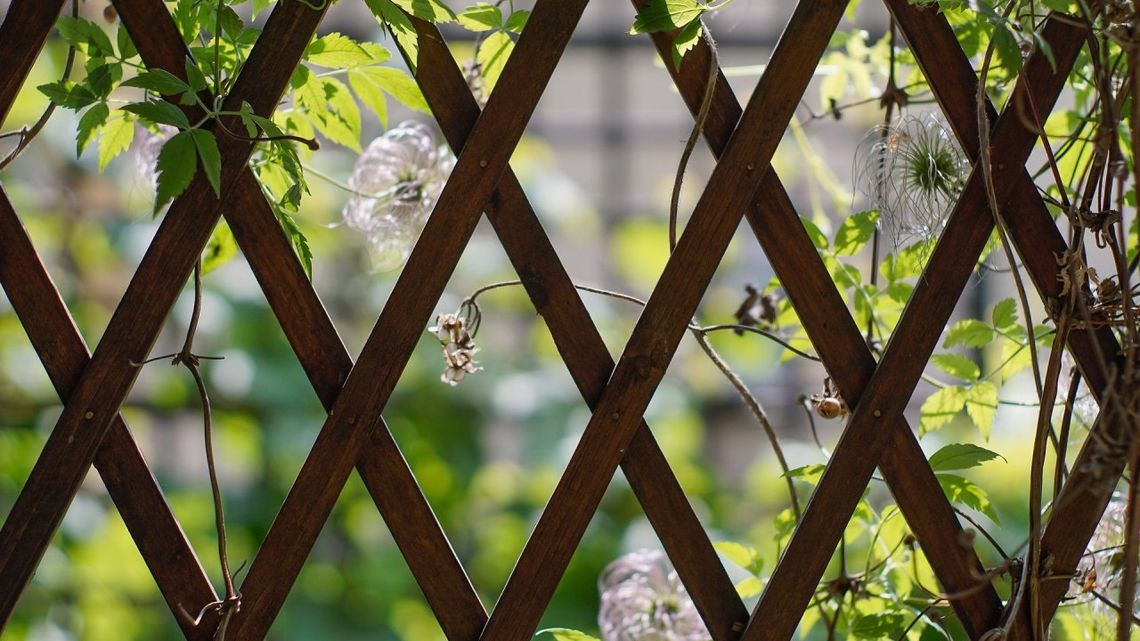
[57,16,115,58]
[928,443,1005,471]
[784,464,825,485]
[76,102,109,156]
[735,576,763,598]
[476,31,514,95]
[296,74,362,151]
[348,69,389,127]
[630,0,705,34]
[217,5,244,38]
[505,10,530,32]
[714,541,764,575]
[305,33,377,68]
[275,205,313,278]
[189,129,222,197]
[201,221,238,274]
[833,209,879,256]
[98,112,135,171]
[800,216,829,249]
[365,0,420,70]
[850,612,909,640]
[930,353,979,381]
[38,81,98,109]
[918,385,967,434]
[536,629,600,641]
[458,3,503,31]
[943,319,994,349]
[991,297,1018,331]
[116,24,138,59]
[122,100,191,129]
[937,473,999,522]
[670,19,703,68]
[992,23,1022,75]
[84,62,121,98]
[965,381,998,439]
[390,0,456,23]
[154,130,197,212]
[352,66,429,114]
[122,70,194,96]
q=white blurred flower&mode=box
[854,114,968,247]
[133,124,178,191]
[598,549,711,641]
[343,121,454,272]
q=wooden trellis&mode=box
[0,0,1125,639]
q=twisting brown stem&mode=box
[669,26,718,252]
[0,0,78,171]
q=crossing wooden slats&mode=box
[478,3,846,640]
[0,0,329,626]
[223,2,591,638]
[0,189,217,640]
[639,18,1003,636]
[741,17,1084,641]
[0,0,64,126]
[403,14,749,640]
[886,0,1118,399]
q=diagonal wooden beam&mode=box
[0,0,64,126]
[401,14,749,641]
[635,6,1003,635]
[741,14,1086,641]
[0,0,330,625]
[477,2,848,639]
[885,2,1128,635]
[223,1,593,637]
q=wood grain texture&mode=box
[638,10,1003,635]
[406,15,748,641]
[224,1,590,638]
[479,2,846,640]
[741,15,1083,641]
[0,187,217,640]
[0,0,65,126]
[0,0,328,625]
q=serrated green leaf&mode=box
[965,381,998,439]
[714,541,764,575]
[98,112,134,171]
[943,319,994,349]
[84,62,121,98]
[937,473,999,522]
[735,576,763,598]
[630,0,704,34]
[365,0,419,71]
[919,385,967,434]
[458,3,503,31]
[505,10,530,32]
[117,24,138,59]
[57,17,114,58]
[275,205,313,278]
[201,220,238,274]
[536,629,600,641]
[122,100,190,129]
[850,612,909,639]
[476,31,514,95]
[122,69,193,96]
[354,66,429,114]
[154,130,197,212]
[928,443,1005,471]
[784,463,825,485]
[931,353,980,381]
[991,297,1018,330]
[670,19,703,68]
[189,129,221,196]
[77,102,109,156]
[833,209,879,256]
[800,216,829,249]
[348,69,389,127]
[305,33,376,68]
[184,58,210,93]
[38,81,98,109]
[217,5,244,37]
[296,74,362,151]
[391,0,456,23]
[992,23,1022,75]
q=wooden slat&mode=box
[479,2,847,639]
[0,188,218,640]
[224,1,591,637]
[638,12,1003,635]
[0,0,329,622]
[0,0,64,126]
[404,15,748,641]
[741,16,1084,641]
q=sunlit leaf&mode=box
[943,319,993,349]
[630,0,704,34]
[937,473,999,522]
[930,353,979,381]
[965,381,998,439]
[928,443,1005,471]
[919,385,967,434]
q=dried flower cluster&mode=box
[855,114,968,247]
[1075,497,1137,616]
[343,121,454,272]
[598,549,711,641]
[429,313,482,385]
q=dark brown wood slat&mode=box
[224,2,591,637]
[741,16,1084,641]
[109,4,489,638]
[403,15,748,640]
[639,16,1003,635]
[0,189,218,640]
[0,0,329,621]
[479,2,847,639]
[886,0,1118,399]
[0,0,64,126]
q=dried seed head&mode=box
[598,549,711,641]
